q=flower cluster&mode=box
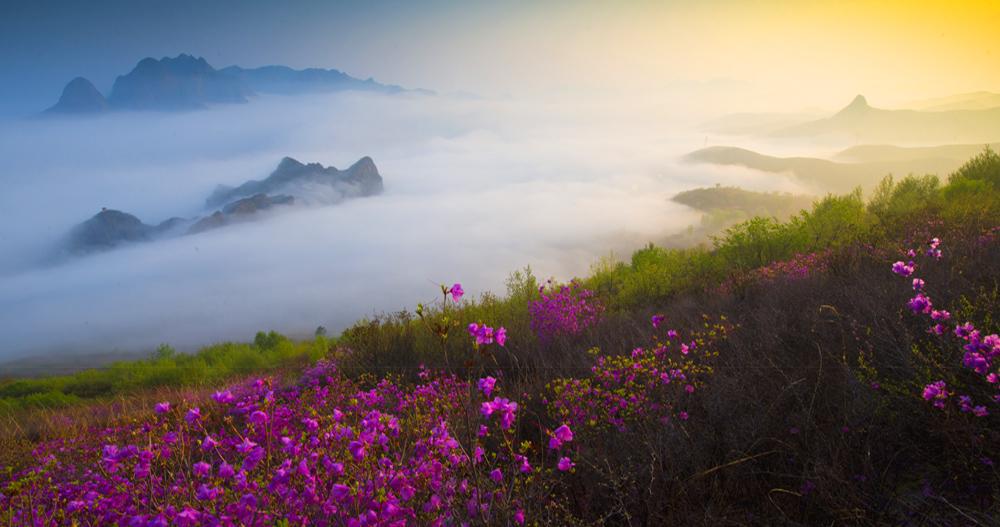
[1,360,551,526]
[891,236,999,416]
[467,323,507,347]
[546,317,730,433]
[719,250,832,294]
[528,280,605,342]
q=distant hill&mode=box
[833,142,1000,163]
[206,156,384,208]
[219,65,427,96]
[665,186,815,246]
[772,95,1000,143]
[43,54,426,114]
[684,145,964,193]
[59,156,384,257]
[44,77,109,114]
[902,91,1000,112]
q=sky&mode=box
[1,0,998,116]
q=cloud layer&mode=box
[0,91,800,362]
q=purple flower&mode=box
[912,278,925,291]
[651,314,665,328]
[906,293,932,314]
[331,484,351,502]
[249,410,268,425]
[922,380,949,408]
[154,402,170,414]
[478,376,497,398]
[554,424,573,443]
[891,261,915,277]
[193,461,211,478]
[185,407,202,424]
[496,326,507,346]
[349,440,366,461]
[557,457,575,471]
[489,468,503,483]
[449,283,464,301]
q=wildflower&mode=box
[449,283,464,301]
[212,390,234,404]
[922,380,949,409]
[331,484,351,502]
[478,377,497,398]
[489,468,503,483]
[912,278,925,291]
[185,407,202,424]
[201,435,219,451]
[348,440,366,461]
[906,293,932,314]
[557,457,575,471]
[651,314,665,328]
[496,326,507,346]
[514,509,525,525]
[678,411,689,420]
[193,461,211,478]
[154,402,170,414]
[249,410,269,425]
[891,261,914,277]
[930,310,950,321]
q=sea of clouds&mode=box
[0,90,808,364]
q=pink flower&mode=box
[185,407,202,424]
[348,440,366,461]
[891,261,915,277]
[193,461,211,478]
[496,327,507,346]
[557,457,575,471]
[154,402,170,414]
[331,484,351,502]
[651,314,665,328]
[554,424,573,443]
[912,278,925,291]
[449,283,464,301]
[478,376,497,397]
[514,509,525,525]
[489,468,503,483]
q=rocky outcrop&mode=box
[206,156,383,208]
[107,54,252,111]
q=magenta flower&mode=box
[193,461,211,478]
[331,484,351,502]
[449,283,464,301]
[922,380,949,408]
[249,410,268,425]
[554,424,573,443]
[489,468,503,483]
[891,261,915,277]
[557,457,575,472]
[496,326,507,346]
[185,407,202,424]
[348,440,366,461]
[154,402,170,414]
[651,314,665,328]
[912,278,925,291]
[478,376,497,397]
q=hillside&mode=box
[683,145,964,193]
[2,150,999,525]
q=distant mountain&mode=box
[59,156,384,257]
[833,143,1000,163]
[188,194,294,234]
[207,156,383,208]
[43,54,428,114]
[107,54,251,111]
[64,209,182,255]
[684,145,965,193]
[902,91,1000,112]
[772,95,1000,143]
[219,65,424,96]
[45,77,109,114]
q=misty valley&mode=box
[2,3,1000,526]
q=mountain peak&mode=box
[45,77,109,114]
[837,94,870,115]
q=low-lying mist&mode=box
[0,91,806,363]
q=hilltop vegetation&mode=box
[1,149,999,525]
